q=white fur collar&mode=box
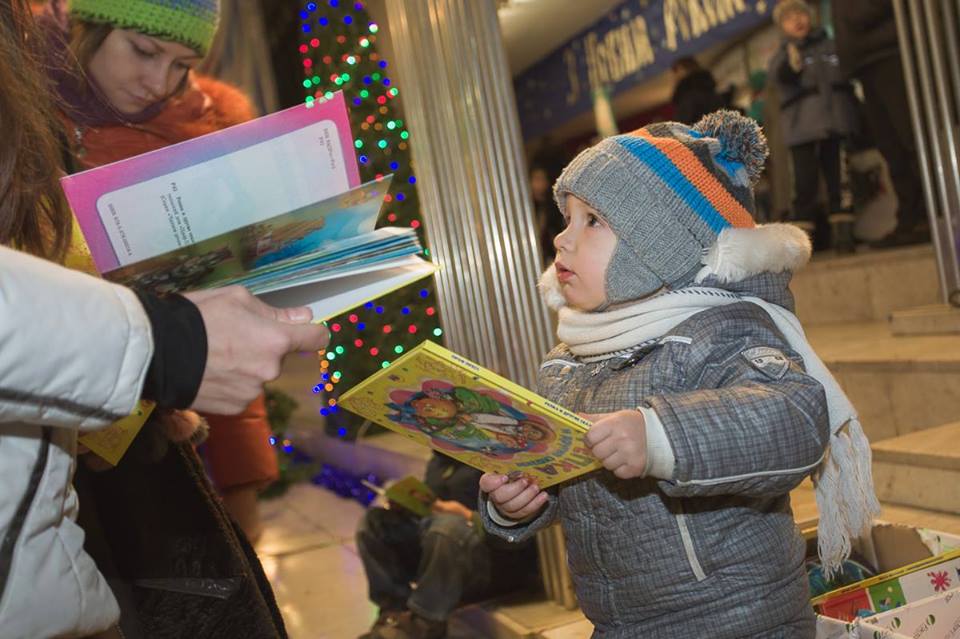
[694,223,811,284]
[538,223,811,309]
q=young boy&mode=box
[480,111,879,638]
[768,0,859,252]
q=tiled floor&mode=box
[256,484,504,639]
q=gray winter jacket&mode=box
[769,29,859,147]
[481,273,829,638]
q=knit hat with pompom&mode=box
[552,110,769,305]
[69,0,220,56]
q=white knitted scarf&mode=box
[554,285,881,577]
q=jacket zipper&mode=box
[675,503,707,582]
[0,427,52,599]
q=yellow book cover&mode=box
[339,341,601,488]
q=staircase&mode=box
[795,245,960,521]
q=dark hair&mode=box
[0,0,72,261]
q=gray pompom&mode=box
[693,110,769,185]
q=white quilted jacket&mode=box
[0,246,153,639]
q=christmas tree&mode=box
[298,0,443,439]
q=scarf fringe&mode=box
[813,419,882,579]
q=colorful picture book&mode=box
[363,475,437,518]
[340,341,601,488]
[61,91,436,321]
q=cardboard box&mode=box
[816,614,911,639]
[863,588,960,639]
[812,523,960,623]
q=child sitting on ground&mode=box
[480,110,879,638]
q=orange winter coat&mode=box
[63,74,279,491]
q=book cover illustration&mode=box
[101,176,413,294]
[340,342,601,488]
[62,92,361,273]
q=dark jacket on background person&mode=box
[769,28,859,147]
[831,0,899,78]
[671,69,726,125]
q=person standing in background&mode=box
[832,0,930,247]
[768,0,860,253]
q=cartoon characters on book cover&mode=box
[340,343,600,488]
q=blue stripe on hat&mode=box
[614,135,731,235]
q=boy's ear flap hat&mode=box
[69,0,220,56]
[546,109,810,309]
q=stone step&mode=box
[871,421,960,515]
[792,244,940,326]
[807,322,960,441]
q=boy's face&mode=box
[553,194,617,311]
[780,9,811,40]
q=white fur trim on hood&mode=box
[539,223,811,309]
[695,223,811,284]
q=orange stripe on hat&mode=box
[632,128,755,229]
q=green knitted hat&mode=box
[69,0,220,56]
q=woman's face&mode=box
[87,28,201,115]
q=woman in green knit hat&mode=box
[35,1,289,636]
[41,0,280,553]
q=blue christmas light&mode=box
[320,408,330,416]
[383,78,391,86]
[408,176,417,184]
[390,161,399,170]
[353,97,362,106]
[396,193,406,201]
[420,289,429,298]
[300,10,309,19]
[307,2,317,10]
[363,76,372,85]
[401,307,410,315]
[379,61,387,68]
[329,0,339,6]
[302,24,312,32]
[338,427,348,437]
[319,16,329,25]
[357,322,366,331]
[359,155,369,163]
[365,302,374,309]
[344,15,353,24]
[375,306,384,314]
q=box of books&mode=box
[862,588,960,639]
[339,341,601,488]
[812,523,960,623]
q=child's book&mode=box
[60,91,436,321]
[340,341,601,488]
[363,475,437,518]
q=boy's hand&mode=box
[479,473,548,521]
[583,410,648,479]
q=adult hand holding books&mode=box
[184,286,330,414]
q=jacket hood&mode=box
[539,222,811,311]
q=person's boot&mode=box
[358,608,405,639]
[829,212,856,254]
[372,611,447,639]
